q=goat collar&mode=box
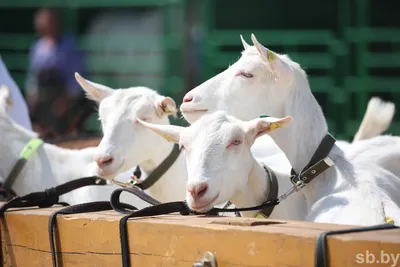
[129,143,181,190]
[1,138,44,196]
[290,133,336,188]
[256,165,279,218]
[231,165,279,218]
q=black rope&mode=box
[314,223,399,267]
[47,185,166,267]
[0,176,106,216]
[110,186,161,214]
[0,176,107,267]
[47,182,170,267]
[118,201,194,267]
[48,201,116,267]
[109,186,280,267]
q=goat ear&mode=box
[0,85,12,114]
[137,118,183,143]
[251,34,294,87]
[75,72,114,102]
[244,116,292,145]
[155,96,178,117]
[240,35,250,50]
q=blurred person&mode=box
[25,7,84,137]
[0,56,32,130]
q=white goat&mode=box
[170,34,400,226]
[139,112,305,220]
[139,110,400,226]
[0,85,138,205]
[74,73,188,203]
[180,37,395,172]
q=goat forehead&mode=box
[242,46,259,56]
[101,94,155,120]
[235,55,265,71]
[183,113,243,145]
[241,46,301,72]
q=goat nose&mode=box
[187,183,208,199]
[183,94,193,103]
[94,155,114,168]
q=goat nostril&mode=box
[189,183,208,199]
[183,95,193,103]
[96,156,114,167]
[103,157,113,165]
[197,184,208,198]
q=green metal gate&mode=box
[196,0,400,140]
[1,0,399,138]
[0,0,188,131]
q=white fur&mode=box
[141,110,400,226]
[0,85,137,205]
[171,34,400,226]
[353,97,395,142]
[180,38,394,172]
[0,85,156,208]
[139,112,307,219]
[74,73,188,203]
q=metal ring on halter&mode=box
[130,174,142,185]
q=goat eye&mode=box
[227,140,242,148]
[239,72,253,78]
[137,118,149,123]
[232,140,242,145]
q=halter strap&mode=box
[259,165,279,218]
[290,133,336,188]
[133,143,181,190]
[232,165,279,219]
[2,138,44,192]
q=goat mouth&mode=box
[190,193,219,212]
[97,160,124,179]
[180,108,208,113]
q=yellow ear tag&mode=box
[269,122,282,131]
[6,96,12,106]
[267,50,277,62]
[161,133,173,142]
[385,216,394,225]
[164,104,178,114]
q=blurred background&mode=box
[0,0,399,141]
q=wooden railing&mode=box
[1,204,399,266]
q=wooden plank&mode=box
[1,205,399,267]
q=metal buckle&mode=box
[221,201,233,209]
[193,251,217,267]
[95,178,104,185]
[110,175,141,188]
[130,174,142,185]
[278,179,306,202]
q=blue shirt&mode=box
[26,34,84,97]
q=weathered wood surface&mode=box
[1,205,399,267]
